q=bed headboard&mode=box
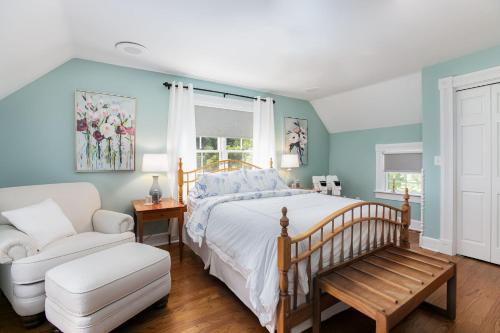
[177,158,273,204]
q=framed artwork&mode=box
[75,90,136,172]
[284,117,308,166]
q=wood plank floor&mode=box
[1,232,500,333]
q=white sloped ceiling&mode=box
[312,73,422,133]
[0,0,73,100]
[1,0,500,115]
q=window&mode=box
[194,96,254,169]
[375,142,422,202]
[196,136,253,168]
[386,172,422,194]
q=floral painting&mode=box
[75,91,136,171]
[284,117,308,166]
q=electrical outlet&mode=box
[434,156,441,166]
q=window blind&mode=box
[195,106,253,138]
[384,153,422,172]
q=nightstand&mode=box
[132,198,187,260]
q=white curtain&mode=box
[166,82,197,200]
[252,97,276,168]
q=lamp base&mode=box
[149,175,162,204]
[285,168,294,187]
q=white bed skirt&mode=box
[183,227,349,332]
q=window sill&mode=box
[374,190,421,204]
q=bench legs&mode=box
[420,274,457,320]
[375,313,388,333]
[313,279,321,333]
[446,274,456,320]
[377,275,456,333]
[314,274,456,333]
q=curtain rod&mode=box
[163,82,275,104]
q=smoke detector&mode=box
[115,41,148,56]
[305,87,320,93]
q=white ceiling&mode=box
[2,0,500,104]
[312,72,422,133]
[0,1,73,101]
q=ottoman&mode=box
[44,242,171,333]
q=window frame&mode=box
[194,93,255,169]
[196,136,253,167]
[374,142,422,203]
[196,137,221,167]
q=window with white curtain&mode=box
[194,102,253,168]
[375,142,422,202]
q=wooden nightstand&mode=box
[132,198,187,260]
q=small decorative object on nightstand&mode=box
[132,198,187,260]
[326,175,342,196]
[142,154,168,204]
[281,154,300,187]
[312,175,342,196]
[312,176,327,193]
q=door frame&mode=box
[439,65,500,255]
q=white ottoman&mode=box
[44,242,171,333]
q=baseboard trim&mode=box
[439,238,453,255]
[410,219,422,232]
[143,232,179,247]
[421,236,441,252]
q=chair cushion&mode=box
[45,243,170,316]
[11,232,134,284]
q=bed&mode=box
[177,158,410,333]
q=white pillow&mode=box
[191,170,254,199]
[244,168,289,191]
[1,198,77,249]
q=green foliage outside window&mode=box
[226,138,241,150]
[242,138,252,150]
[386,172,422,194]
[200,137,217,150]
[196,136,252,168]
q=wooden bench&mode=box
[312,245,456,333]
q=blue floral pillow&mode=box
[244,168,288,192]
[191,170,253,199]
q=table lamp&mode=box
[281,154,300,187]
[142,154,168,204]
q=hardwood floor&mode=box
[1,232,500,333]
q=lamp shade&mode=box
[142,154,168,172]
[281,154,300,168]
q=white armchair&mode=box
[92,209,135,234]
[0,182,135,327]
[0,224,37,264]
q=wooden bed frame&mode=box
[177,158,410,333]
[176,157,273,205]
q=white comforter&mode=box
[186,190,369,328]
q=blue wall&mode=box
[422,45,500,238]
[0,59,330,234]
[329,124,422,221]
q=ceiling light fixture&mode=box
[115,41,148,56]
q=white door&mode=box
[491,84,500,265]
[456,86,492,261]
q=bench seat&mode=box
[313,245,456,333]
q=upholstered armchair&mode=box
[0,182,135,327]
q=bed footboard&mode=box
[276,190,411,333]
